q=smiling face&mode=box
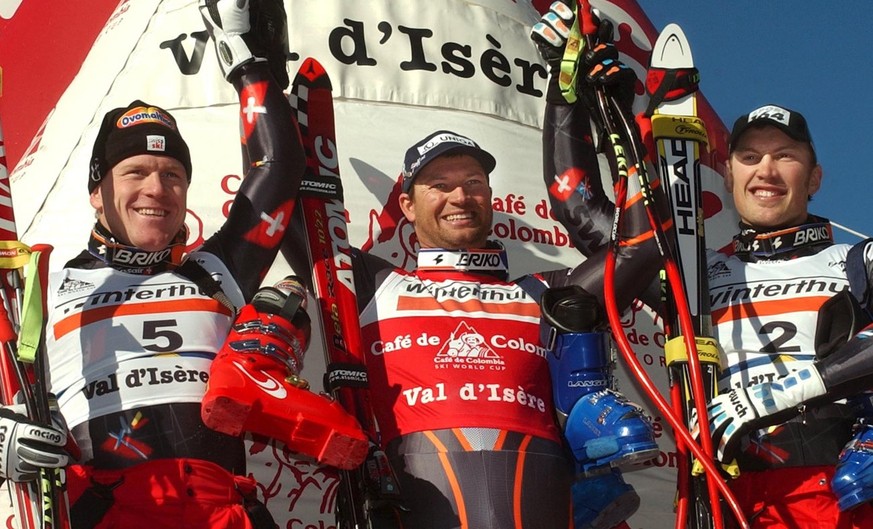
[399,153,493,249]
[726,125,822,230]
[90,154,189,251]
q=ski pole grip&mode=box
[30,244,53,314]
[577,0,598,37]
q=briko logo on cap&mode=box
[116,105,178,131]
[747,105,792,127]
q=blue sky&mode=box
[637,1,872,244]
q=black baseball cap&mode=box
[401,130,496,193]
[729,104,815,155]
[89,100,192,192]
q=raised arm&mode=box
[199,0,306,300]
[532,1,670,311]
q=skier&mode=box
[531,5,873,525]
[331,4,672,527]
[690,103,873,528]
[0,1,363,527]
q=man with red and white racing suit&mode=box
[349,16,671,524]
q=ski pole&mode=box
[18,245,70,529]
[0,99,68,529]
[607,87,747,529]
[570,2,746,526]
[644,81,740,529]
[592,94,747,529]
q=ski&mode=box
[287,57,398,529]
[0,100,68,528]
[559,3,747,527]
[647,23,733,529]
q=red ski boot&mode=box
[202,277,368,469]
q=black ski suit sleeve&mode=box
[806,242,873,405]
[541,98,615,258]
[201,62,306,301]
[810,322,873,406]
[540,85,671,313]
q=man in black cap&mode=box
[353,133,656,528]
[693,103,873,527]
[86,100,194,257]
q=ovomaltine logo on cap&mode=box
[115,106,177,130]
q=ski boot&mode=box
[541,286,658,528]
[832,422,873,511]
[202,276,368,469]
[564,386,660,471]
[541,285,659,470]
[572,468,639,529]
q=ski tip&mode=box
[292,57,332,91]
[650,23,693,69]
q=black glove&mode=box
[246,0,290,89]
[200,0,290,89]
[582,36,637,113]
[531,1,636,111]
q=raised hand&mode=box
[199,0,290,88]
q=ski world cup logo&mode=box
[434,321,505,370]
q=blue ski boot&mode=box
[541,286,659,471]
[541,286,658,528]
[564,386,660,471]
[832,422,873,511]
[572,468,639,529]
